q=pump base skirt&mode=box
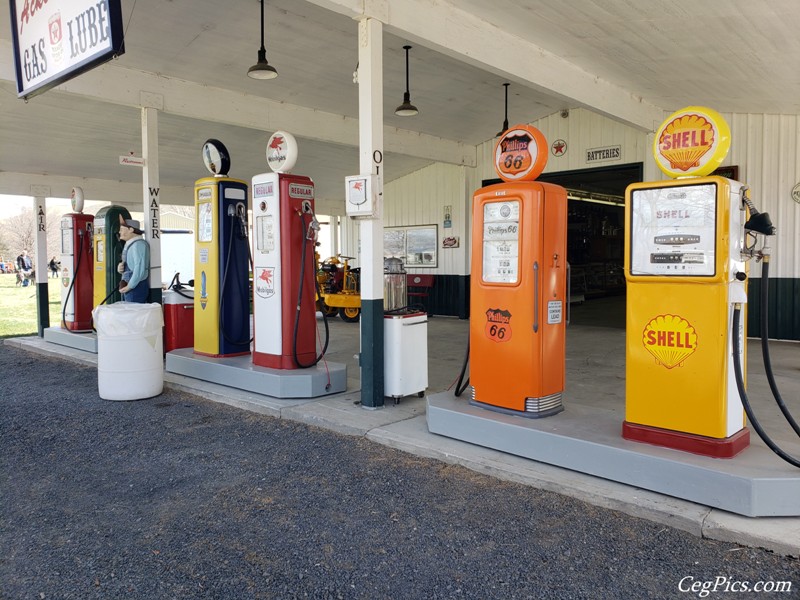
[622,421,750,459]
[470,398,563,419]
[166,347,346,398]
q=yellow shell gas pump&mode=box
[623,106,751,457]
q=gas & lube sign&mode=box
[10,0,125,99]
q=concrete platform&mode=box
[427,391,800,517]
[43,326,97,353]
[165,347,347,398]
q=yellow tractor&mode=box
[316,255,361,322]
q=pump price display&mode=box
[482,201,520,283]
[630,184,717,276]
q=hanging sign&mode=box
[10,0,126,100]
[119,155,145,167]
[493,124,548,182]
[653,106,731,178]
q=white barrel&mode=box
[93,302,164,401]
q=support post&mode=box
[357,17,385,409]
[31,187,50,336]
[142,105,162,304]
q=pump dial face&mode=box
[202,139,231,176]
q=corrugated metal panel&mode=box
[350,109,800,337]
[469,108,651,187]
[161,211,194,230]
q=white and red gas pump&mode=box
[251,131,324,369]
[60,187,94,331]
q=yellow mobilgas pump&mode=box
[623,107,752,457]
[193,139,251,358]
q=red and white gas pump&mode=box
[60,187,94,331]
[251,131,324,369]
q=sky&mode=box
[0,194,89,219]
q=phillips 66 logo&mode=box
[485,308,512,343]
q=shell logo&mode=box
[642,314,698,369]
[653,106,731,179]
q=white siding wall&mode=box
[726,113,800,279]
[342,162,470,275]
[343,109,800,278]
[466,108,652,192]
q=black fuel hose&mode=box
[732,304,800,468]
[758,257,800,437]
[219,211,252,347]
[61,228,87,334]
[454,339,470,397]
[293,211,329,369]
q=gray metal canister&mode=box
[383,258,407,311]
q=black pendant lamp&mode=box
[247,0,278,80]
[395,45,419,116]
[496,83,510,137]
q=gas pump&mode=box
[623,106,751,457]
[624,106,800,467]
[60,187,94,332]
[468,125,568,417]
[193,139,251,358]
[93,205,132,306]
[251,131,328,369]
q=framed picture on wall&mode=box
[384,225,438,268]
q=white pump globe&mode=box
[266,131,299,173]
[71,187,85,213]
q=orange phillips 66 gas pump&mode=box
[60,187,94,331]
[470,125,568,417]
[252,131,322,369]
[193,139,251,358]
[623,106,752,458]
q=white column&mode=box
[142,104,162,303]
[31,184,51,335]
[357,16,385,408]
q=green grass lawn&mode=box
[0,273,64,339]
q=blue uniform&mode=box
[121,237,150,303]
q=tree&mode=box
[0,211,36,260]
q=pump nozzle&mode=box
[741,185,776,236]
[745,212,776,236]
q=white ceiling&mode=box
[1,0,798,207]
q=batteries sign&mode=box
[493,125,548,182]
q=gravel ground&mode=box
[1,344,797,600]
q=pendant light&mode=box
[247,0,278,80]
[395,45,418,116]
[496,83,510,137]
